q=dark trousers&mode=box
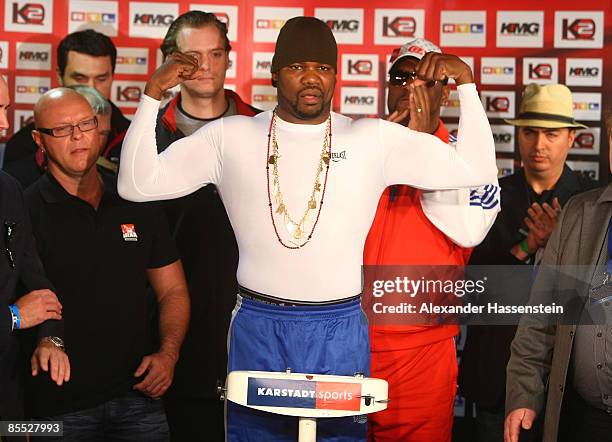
[1,399,26,442]
[35,390,169,441]
[164,397,225,442]
[565,393,612,442]
[475,404,505,442]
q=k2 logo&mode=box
[13,2,45,24]
[562,19,595,40]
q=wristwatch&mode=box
[40,336,65,351]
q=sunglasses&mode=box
[388,71,447,88]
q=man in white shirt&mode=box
[118,16,497,442]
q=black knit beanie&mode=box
[271,16,337,73]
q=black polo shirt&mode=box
[23,171,178,417]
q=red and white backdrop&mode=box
[0,0,609,421]
[0,0,610,181]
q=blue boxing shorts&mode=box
[226,292,370,442]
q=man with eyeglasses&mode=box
[0,76,68,442]
[22,87,190,441]
[3,30,130,188]
[365,38,500,441]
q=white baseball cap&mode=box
[388,38,442,73]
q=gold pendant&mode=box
[268,155,277,165]
[322,154,330,165]
[276,203,286,215]
[308,199,317,210]
[293,226,303,239]
[315,183,321,192]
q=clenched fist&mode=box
[144,52,207,100]
[414,52,473,86]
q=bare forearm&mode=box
[157,287,190,361]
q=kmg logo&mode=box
[133,14,174,26]
[344,96,375,105]
[500,22,539,35]
[326,19,359,33]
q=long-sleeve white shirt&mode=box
[119,83,497,301]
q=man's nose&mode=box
[535,132,547,150]
[301,67,323,84]
[70,125,86,140]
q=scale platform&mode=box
[225,369,389,441]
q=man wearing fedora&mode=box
[458,83,598,441]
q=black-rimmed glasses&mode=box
[37,116,98,138]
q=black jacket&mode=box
[0,171,61,419]
[458,166,599,408]
[2,102,129,188]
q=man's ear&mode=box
[567,128,577,148]
[271,71,278,88]
[56,68,64,86]
[31,129,43,149]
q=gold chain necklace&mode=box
[265,109,332,249]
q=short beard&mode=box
[277,87,330,121]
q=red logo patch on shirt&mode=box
[121,224,138,242]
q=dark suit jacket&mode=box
[459,167,597,408]
[507,184,612,442]
[0,171,61,419]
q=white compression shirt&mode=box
[119,83,497,301]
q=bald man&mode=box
[0,76,67,441]
[23,88,190,440]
